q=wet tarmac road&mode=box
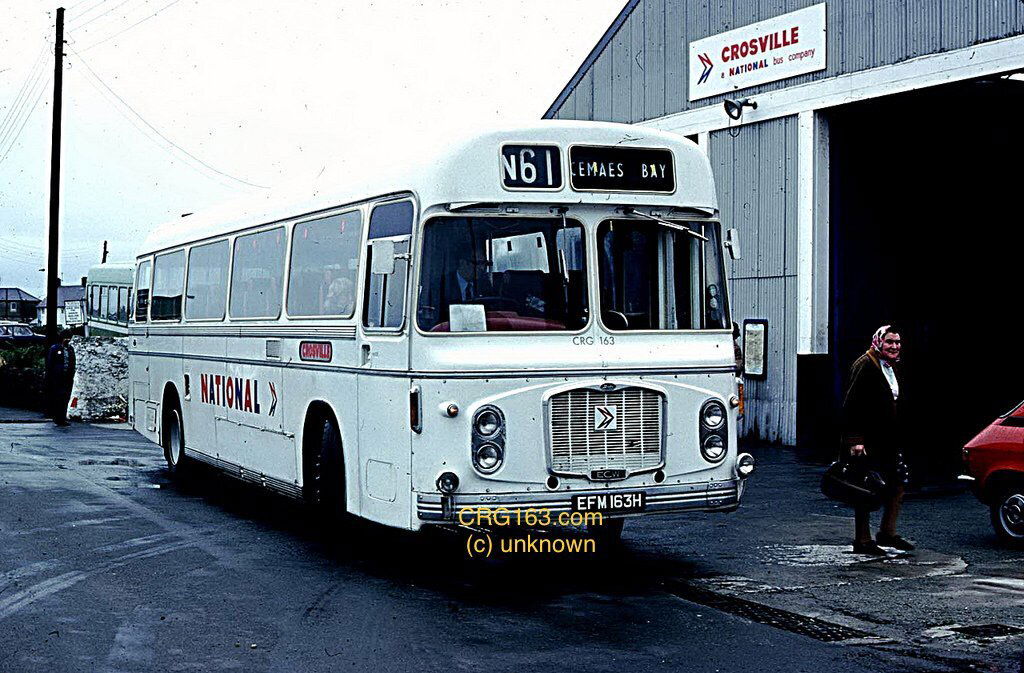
[1,417,1022,673]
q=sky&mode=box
[0,0,623,298]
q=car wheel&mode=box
[990,484,1024,545]
[162,406,187,474]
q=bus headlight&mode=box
[701,434,726,462]
[471,405,505,474]
[473,443,504,473]
[474,408,502,437]
[737,453,755,478]
[700,399,726,430]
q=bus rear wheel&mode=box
[162,405,188,475]
[307,415,346,520]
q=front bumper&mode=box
[417,478,744,522]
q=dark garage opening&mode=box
[811,77,1024,482]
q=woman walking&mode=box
[842,325,914,555]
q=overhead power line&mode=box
[69,47,269,190]
[68,0,136,32]
[0,42,49,147]
[0,237,95,255]
[66,0,117,28]
[77,0,185,52]
[65,0,109,14]
[0,72,52,165]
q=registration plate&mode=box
[571,491,646,513]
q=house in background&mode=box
[36,280,87,329]
[0,287,41,323]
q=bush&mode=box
[0,343,46,368]
[0,343,47,410]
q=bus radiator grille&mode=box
[548,386,663,476]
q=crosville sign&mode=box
[688,3,826,101]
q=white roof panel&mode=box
[138,121,718,256]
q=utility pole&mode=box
[101,240,108,264]
[45,7,65,346]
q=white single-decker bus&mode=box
[129,121,755,540]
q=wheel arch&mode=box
[301,400,347,480]
[982,469,1024,504]
[160,381,182,444]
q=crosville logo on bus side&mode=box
[299,341,333,362]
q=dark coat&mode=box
[45,343,76,392]
[841,349,901,469]
[45,342,75,421]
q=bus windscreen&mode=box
[417,216,588,333]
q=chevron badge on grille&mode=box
[594,405,618,431]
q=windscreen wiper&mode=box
[623,207,708,242]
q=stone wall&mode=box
[68,336,128,422]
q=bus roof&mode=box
[86,261,135,284]
[138,120,717,256]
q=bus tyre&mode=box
[990,483,1024,545]
[589,518,625,547]
[310,416,346,520]
[162,405,187,475]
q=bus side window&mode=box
[363,201,413,330]
[106,285,118,321]
[152,250,186,321]
[135,260,152,323]
[229,227,286,319]
[118,287,128,323]
[185,239,229,320]
[287,210,361,317]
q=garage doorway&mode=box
[828,77,1024,482]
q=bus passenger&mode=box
[325,276,354,315]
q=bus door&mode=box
[130,260,155,436]
[356,199,414,527]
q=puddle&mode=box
[759,544,913,567]
[922,623,1024,642]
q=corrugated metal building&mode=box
[546,1,1024,468]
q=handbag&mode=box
[821,458,887,511]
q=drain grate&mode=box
[665,580,873,643]
[949,624,1024,639]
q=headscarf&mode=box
[870,324,899,363]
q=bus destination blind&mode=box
[568,146,675,193]
[500,144,562,190]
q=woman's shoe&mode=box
[876,533,915,551]
[853,540,887,556]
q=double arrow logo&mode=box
[697,52,713,84]
[594,405,617,431]
[268,382,278,416]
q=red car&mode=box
[963,400,1024,544]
